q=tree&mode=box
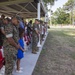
[64,0,74,10]
[64,0,75,24]
[43,0,57,5]
[52,7,70,25]
[43,0,57,25]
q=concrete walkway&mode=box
[0,32,48,75]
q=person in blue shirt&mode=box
[16,28,25,73]
[19,20,25,29]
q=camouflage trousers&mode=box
[32,35,38,52]
[4,45,17,75]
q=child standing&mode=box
[16,28,25,73]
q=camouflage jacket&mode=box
[3,23,19,48]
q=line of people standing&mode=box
[0,14,48,75]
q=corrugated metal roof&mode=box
[0,0,46,18]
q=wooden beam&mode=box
[20,14,37,18]
[0,10,38,14]
[0,0,34,6]
[30,2,37,10]
[0,11,13,17]
[15,4,30,12]
[2,6,19,13]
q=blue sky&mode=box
[52,0,68,12]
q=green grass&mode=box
[49,28,75,60]
[71,73,75,75]
[33,27,75,75]
[70,53,75,59]
[49,28,75,45]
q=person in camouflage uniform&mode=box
[44,22,48,33]
[3,16,21,75]
[39,20,43,44]
[32,19,40,54]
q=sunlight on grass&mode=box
[49,28,75,37]
[65,33,75,36]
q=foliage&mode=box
[43,0,55,5]
[64,0,74,8]
[51,0,75,25]
[51,7,70,24]
[43,0,57,13]
[63,0,74,11]
[64,0,75,24]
